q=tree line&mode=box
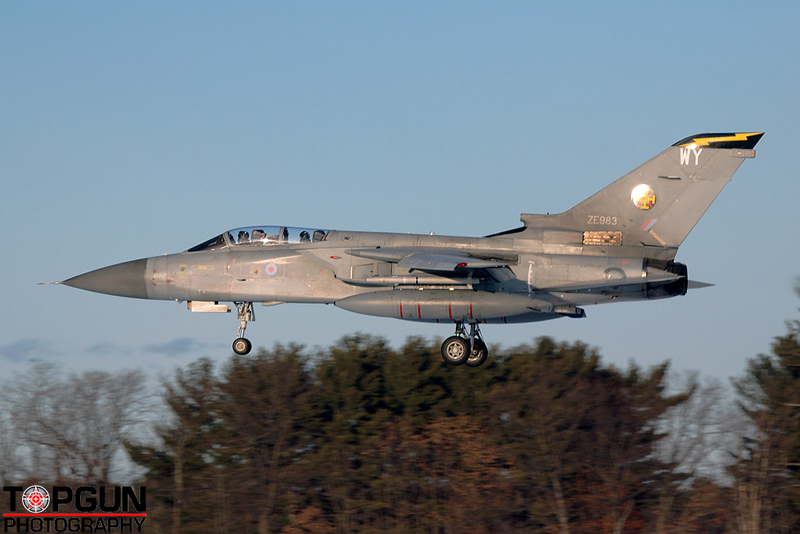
[1,311,799,533]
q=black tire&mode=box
[464,339,489,368]
[441,336,470,365]
[233,337,252,355]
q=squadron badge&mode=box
[631,184,656,210]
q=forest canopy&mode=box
[2,317,799,533]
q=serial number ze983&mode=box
[588,215,618,225]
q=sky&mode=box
[1,1,798,382]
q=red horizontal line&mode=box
[3,513,146,517]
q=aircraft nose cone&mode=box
[63,258,149,299]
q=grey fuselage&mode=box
[62,132,763,329]
[77,226,680,326]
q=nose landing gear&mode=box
[232,302,254,355]
[440,321,489,367]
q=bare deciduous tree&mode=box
[653,373,731,532]
[9,364,149,484]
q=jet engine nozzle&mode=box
[645,261,688,300]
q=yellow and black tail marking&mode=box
[672,132,764,149]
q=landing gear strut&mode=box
[232,302,254,355]
[440,321,489,367]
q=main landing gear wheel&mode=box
[441,336,470,365]
[233,337,252,355]
[441,321,490,367]
[232,301,254,356]
[465,339,488,368]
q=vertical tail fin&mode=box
[520,132,763,248]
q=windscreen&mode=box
[187,233,229,252]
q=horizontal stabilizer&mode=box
[687,280,714,289]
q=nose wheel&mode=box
[233,337,252,355]
[440,321,489,367]
[232,302,254,355]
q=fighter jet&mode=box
[60,132,763,367]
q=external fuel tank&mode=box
[334,289,556,323]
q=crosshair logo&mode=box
[21,485,50,513]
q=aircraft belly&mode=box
[271,266,363,303]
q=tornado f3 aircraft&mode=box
[61,132,763,367]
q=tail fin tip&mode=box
[672,132,764,150]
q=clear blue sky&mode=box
[2,2,798,380]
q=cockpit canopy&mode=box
[188,226,330,252]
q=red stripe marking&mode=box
[503,316,508,324]
[3,514,147,517]
[399,302,404,319]
[639,219,653,231]
[469,303,473,319]
[448,303,453,320]
[417,303,422,319]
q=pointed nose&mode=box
[63,258,149,299]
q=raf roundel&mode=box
[631,184,656,210]
[22,485,50,513]
[265,263,278,276]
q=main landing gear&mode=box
[232,302,254,355]
[229,302,489,365]
[441,321,489,368]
